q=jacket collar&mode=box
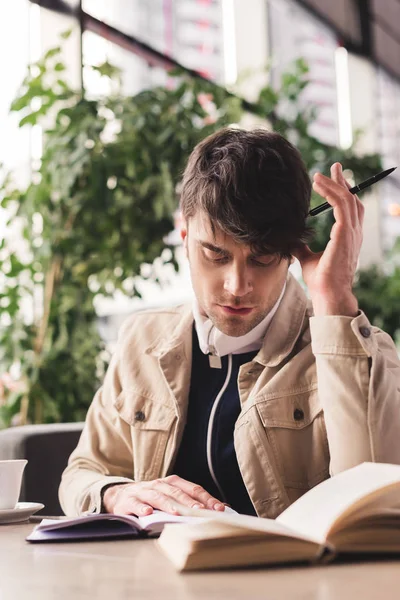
[145,304,194,360]
[255,273,309,367]
[146,273,309,368]
[145,305,194,421]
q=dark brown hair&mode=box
[180,127,313,259]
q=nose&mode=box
[223,264,253,298]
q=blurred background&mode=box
[0,0,399,427]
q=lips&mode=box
[220,305,254,315]
[223,305,252,309]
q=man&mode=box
[59,128,400,519]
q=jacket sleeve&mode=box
[310,310,400,475]
[59,349,135,517]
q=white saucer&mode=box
[0,502,44,524]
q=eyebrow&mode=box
[198,240,271,260]
[198,241,227,254]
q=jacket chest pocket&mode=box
[114,392,176,481]
[256,390,329,500]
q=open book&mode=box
[157,462,400,571]
[26,509,231,543]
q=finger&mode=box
[332,163,359,223]
[344,177,355,192]
[330,162,347,188]
[331,163,353,201]
[113,494,154,516]
[313,168,358,225]
[333,165,360,203]
[333,166,364,225]
[312,179,352,226]
[356,197,365,224]
[342,178,365,223]
[330,162,342,183]
[134,488,181,515]
[154,480,206,509]
[164,475,225,510]
[314,170,354,200]
[313,173,345,200]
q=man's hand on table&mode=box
[102,474,226,516]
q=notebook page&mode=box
[26,519,140,542]
[35,513,142,532]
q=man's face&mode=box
[181,212,290,337]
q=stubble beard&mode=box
[205,304,272,337]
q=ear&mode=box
[289,255,295,265]
[180,217,188,256]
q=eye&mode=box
[203,249,229,263]
[250,256,277,268]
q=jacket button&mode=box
[134,410,146,422]
[294,408,304,421]
[359,326,371,338]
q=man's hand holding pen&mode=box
[293,162,362,318]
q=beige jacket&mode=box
[59,274,400,518]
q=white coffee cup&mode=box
[0,459,28,510]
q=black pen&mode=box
[309,167,397,217]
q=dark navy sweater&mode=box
[173,326,257,516]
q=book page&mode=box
[157,521,322,571]
[277,462,400,544]
[169,505,319,543]
[137,506,238,535]
[137,511,209,535]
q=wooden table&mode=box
[2,521,400,600]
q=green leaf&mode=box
[92,61,122,80]
[18,112,40,127]
[60,29,73,40]
[44,46,61,60]
[294,57,309,75]
[54,62,66,72]
[258,87,279,112]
